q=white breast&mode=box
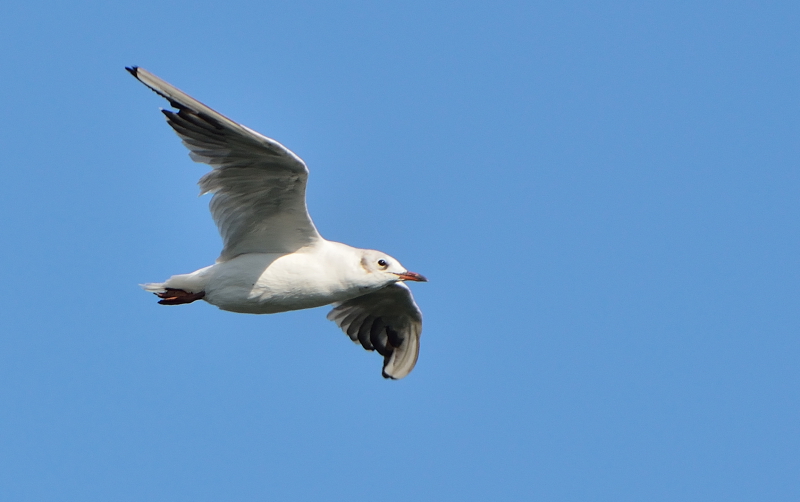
[203,245,368,314]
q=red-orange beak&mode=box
[395,271,428,282]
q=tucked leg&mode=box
[155,288,206,305]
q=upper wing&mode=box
[128,66,321,260]
[327,282,423,379]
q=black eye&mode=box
[378,259,388,268]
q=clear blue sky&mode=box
[1,1,798,500]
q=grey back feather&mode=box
[128,67,321,260]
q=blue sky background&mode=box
[1,1,798,500]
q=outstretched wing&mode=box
[128,66,321,261]
[327,283,423,379]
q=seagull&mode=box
[127,66,427,379]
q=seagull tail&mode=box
[140,267,213,305]
[140,282,167,294]
[140,282,206,305]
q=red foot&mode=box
[156,288,206,305]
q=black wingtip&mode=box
[125,66,139,78]
[382,361,399,380]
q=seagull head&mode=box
[360,250,427,286]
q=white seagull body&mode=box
[128,67,427,379]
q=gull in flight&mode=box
[127,67,427,379]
